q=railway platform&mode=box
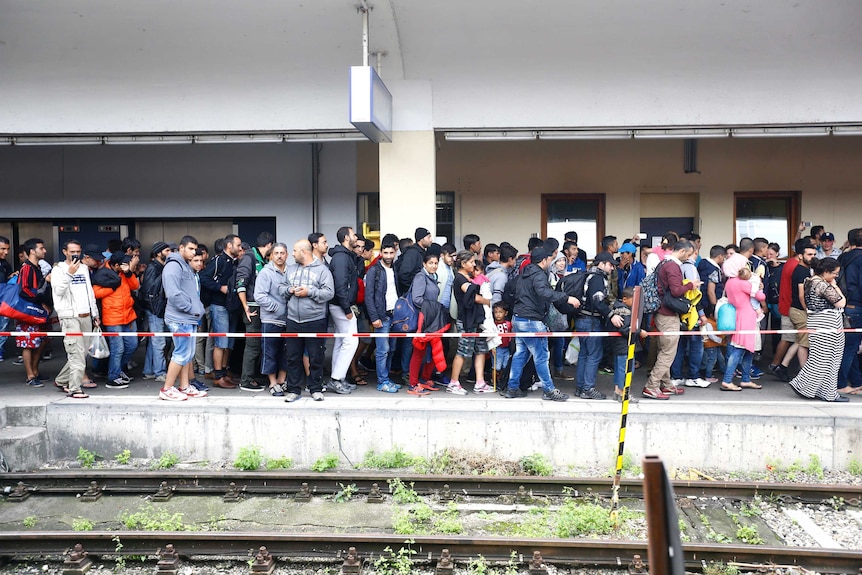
[0,343,859,473]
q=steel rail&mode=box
[2,470,860,504]
[1,531,861,574]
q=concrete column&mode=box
[378,81,436,239]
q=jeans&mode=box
[575,316,602,392]
[241,309,262,383]
[167,322,197,365]
[208,304,234,349]
[374,315,395,384]
[144,311,167,377]
[723,344,753,384]
[0,315,8,358]
[506,317,555,394]
[494,345,511,370]
[612,353,628,390]
[839,307,862,387]
[105,321,137,380]
[550,337,565,371]
[671,331,704,380]
[702,346,727,378]
[260,323,287,375]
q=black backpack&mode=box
[501,274,521,309]
[554,269,598,316]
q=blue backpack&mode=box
[640,261,666,313]
[391,295,419,333]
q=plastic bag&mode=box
[87,326,110,359]
[564,337,580,365]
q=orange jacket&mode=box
[93,272,139,326]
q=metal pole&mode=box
[360,3,370,67]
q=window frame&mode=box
[733,191,801,256]
[541,193,606,253]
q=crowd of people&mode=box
[0,221,860,403]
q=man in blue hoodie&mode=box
[160,235,207,401]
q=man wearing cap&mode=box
[617,243,645,292]
[93,251,140,389]
[140,241,172,382]
[574,252,625,400]
[816,232,842,259]
[503,246,582,401]
[52,239,101,398]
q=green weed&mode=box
[806,454,825,480]
[265,456,294,470]
[413,449,453,474]
[433,502,464,534]
[23,516,37,528]
[735,524,764,545]
[467,554,490,575]
[120,503,193,531]
[362,446,416,469]
[152,451,179,470]
[739,501,762,517]
[233,445,263,471]
[311,453,339,472]
[72,517,94,531]
[77,447,99,469]
[702,561,739,575]
[114,449,131,465]
[519,453,553,476]
[373,540,416,575]
[388,478,421,504]
[334,483,358,502]
[848,459,862,476]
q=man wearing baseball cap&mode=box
[617,242,645,293]
[816,232,841,259]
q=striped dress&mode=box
[789,276,844,401]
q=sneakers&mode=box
[142,373,156,380]
[503,387,528,398]
[269,384,285,397]
[432,373,452,386]
[126,360,138,371]
[660,385,685,395]
[407,385,431,396]
[13,357,24,365]
[377,381,400,393]
[311,391,324,401]
[670,378,685,386]
[159,387,187,401]
[284,392,301,403]
[25,378,44,388]
[446,382,468,395]
[328,379,353,394]
[599,365,615,375]
[642,388,670,400]
[119,371,133,383]
[473,382,493,394]
[106,378,129,389]
[750,366,764,379]
[418,381,442,391]
[578,388,606,400]
[240,380,266,392]
[684,378,711,388]
[143,373,168,382]
[179,385,207,398]
[771,364,790,382]
[529,381,542,391]
[190,379,209,391]
[553,370,575,381]
[542,389,569,401]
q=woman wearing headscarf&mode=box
[790,257,848,402]
[719,253,765,391]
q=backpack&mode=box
[640,261,667,313]
[553,269,598,315]
[141,262,168,318]
[391,295,419,333]
[501,275,521,309]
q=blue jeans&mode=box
[671,331,704,380]
[613,353,628,390]
[167,321,197,366]
[374,315,395,385]
[0,315,8,359]
[144,311,167,377]
[550,337,565,371]
[507,317,555,393]
[575,316,602,392]
[494,345,511,370]
[723,345,753,384]
[839,307,862,388]
[208,304,235,349]
[105,321,137,380]
[702,346,726,377]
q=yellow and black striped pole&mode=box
[610,285,643,527]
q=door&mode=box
[639,217,695,249]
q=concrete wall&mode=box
[359,136,862,252]
[43,398,862,473]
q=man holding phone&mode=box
[52,240,101,398]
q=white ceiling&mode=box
[2,0,861,134]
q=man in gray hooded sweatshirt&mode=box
[160,235,207,401]
[282,239,334,402]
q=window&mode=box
[542,194,605,259]
[436,191,455,244]
[734,191,800,258]
[357,192,380,240]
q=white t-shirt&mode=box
[384,266,397,311]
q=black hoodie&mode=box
[838,248,862,306]
[328,244,359,313]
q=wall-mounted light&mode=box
[195,134,284,144]
[731,126,831,138]
[633,128,729,139]
[285,132,366,143]
[13,136,104,145]
[105,135,194,145]
[831,126,862,136]
[444,131,537,141]
[537,130,632,140]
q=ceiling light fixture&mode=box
[633,128,729,139]
[444,131,537,141]
[538,130,632,140]
[731,126,831,138]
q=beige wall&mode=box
[359,136,862,253]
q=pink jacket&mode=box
[724,277,765,352]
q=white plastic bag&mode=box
[564,337,580,365]
[87,326,110,359]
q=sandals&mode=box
[82,380,98,389]
[67,391,89,399]
[54,382,69,393]
[739,382,762,389]
[407,386,431,396]
[349,373,368,386]
[720,383,742,391]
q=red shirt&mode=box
[778,257,799,317]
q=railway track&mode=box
[2,471,861,573]
[3,469,861,504]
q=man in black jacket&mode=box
[395,227,433,295]
[503,247,581,401]
[200,234,242,389]
[140,241,172,381]
[327,226,360,394]
[364,240,398,390]
[235,231,273,392]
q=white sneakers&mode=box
[684,378,711,388]
[158,385,208,401]
[446,382,468,395]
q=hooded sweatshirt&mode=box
[162,252,205,325]
[284,257,334,323]
[254,261,288,326]
[838,248,862,307]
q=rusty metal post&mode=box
[528,551,547,575]
[250,546,275,575]
[642,455,684,575]
[435,549,454,575]
[341,546,362,575]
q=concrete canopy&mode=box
[2,0,861,135]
